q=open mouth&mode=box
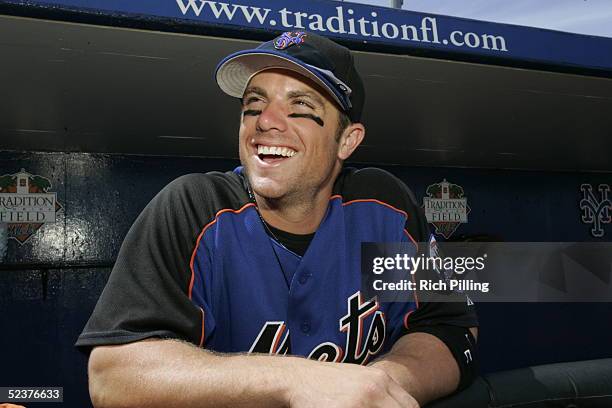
[257,145,296,164]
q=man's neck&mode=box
[254,187,333,235]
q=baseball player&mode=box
[77,31,478,407]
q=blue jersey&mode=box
[77,167,477,364]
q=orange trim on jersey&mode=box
[198,307,205,347]
[403,228,418,251]
[335,345,345,363]
[188,202,256,299]
[403,309,415,330]
[272,323,287,354]
[361,310,386,366]
[341,198,417,250]
[341,198,409,220]
[411,271,420,308]
[356,297,379,358]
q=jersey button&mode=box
[298,273,311,284]
[300,322,311,334]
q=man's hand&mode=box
[286,359,419,408]
[368,328,478,405]
[89,339,420,408]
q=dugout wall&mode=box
[1,1,611,406]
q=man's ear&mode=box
[337,123,365,161]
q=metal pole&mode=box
[390,0,403,9]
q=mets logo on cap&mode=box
[274,31,307,50]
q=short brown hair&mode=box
[335,111,351,142]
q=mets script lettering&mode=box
[249,292,386,364]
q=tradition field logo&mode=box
[579,184,611,238]
[423,179,470,239]
[0,169,63,245]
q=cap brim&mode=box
[215,49,347,111]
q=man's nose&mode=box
[256,102,287,133]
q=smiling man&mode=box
[77,31,478,408]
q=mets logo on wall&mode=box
[579,184,611,238]
[0,168,63,245]
[274,31,307,50]
[422,179,470,239]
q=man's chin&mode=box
[248,176,288,200]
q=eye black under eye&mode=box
[288,113,324,127]
[243,109,261,117]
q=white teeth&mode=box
[257,145,296,157]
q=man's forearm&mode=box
[88,339,295,408]
[369,331,463,405]
[89,338,421,408]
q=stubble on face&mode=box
[238,69,345,208]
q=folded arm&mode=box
[369,327,478,406]
[88,338,420,408]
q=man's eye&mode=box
[293,99,315,109]
[244,96,264,106]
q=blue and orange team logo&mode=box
[274,31,307,50]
